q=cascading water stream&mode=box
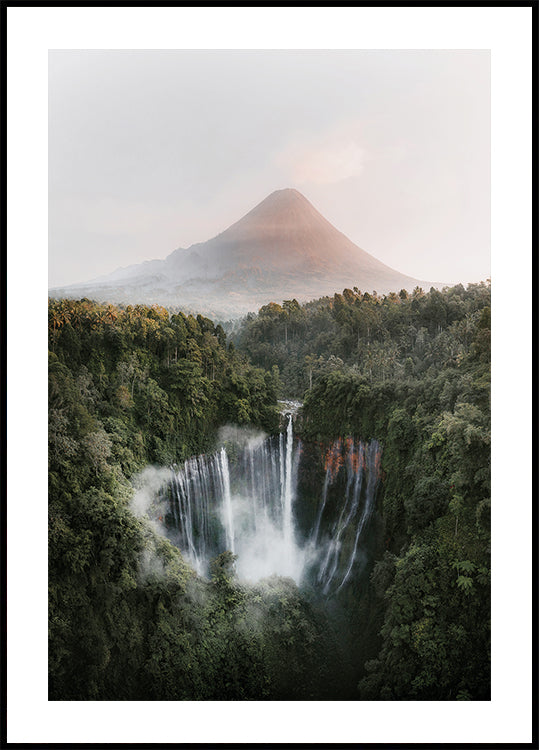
[149,420,381,590]
[312,469,330,544]
[282,414,294,551]
[219,447,235,554]
[337,440,380,591]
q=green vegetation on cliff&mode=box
[237,282,491,699]
[48,299,338,700]
[49,281,490,700]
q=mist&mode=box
[127,421,381,597]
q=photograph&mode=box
[4,4,534,746]
[47,47,491,702]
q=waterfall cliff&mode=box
[148,418,382,590]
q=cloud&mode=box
[277,122,367,186]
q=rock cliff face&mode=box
[50,188,436,318]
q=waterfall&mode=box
[219,447,235,554]
[282,414,294,550]
[312,469,331,544]
[314,438,381,592]
[152,424,381,589]
[336,439,381,591]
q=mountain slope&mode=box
[49,188,439,318]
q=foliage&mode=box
[236,282,491,699]
[49,282,490,700]
[235,282,490,398]
[48,298,336,700]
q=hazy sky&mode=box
[49,49,490,288]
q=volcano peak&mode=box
[240,187,317,220]
[49,189,438,318]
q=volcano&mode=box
[49,188,437,318]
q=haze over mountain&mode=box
[49,189,441,318]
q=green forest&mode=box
[49,282,490,700]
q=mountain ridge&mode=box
[49,188,442,318]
